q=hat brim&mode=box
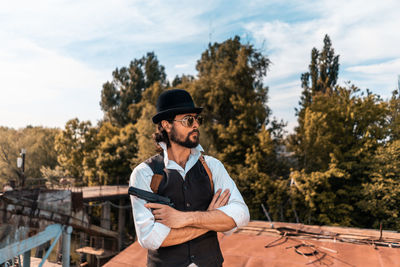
[152,107,203,124]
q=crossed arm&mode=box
[145,189,236,247]
[130,158,250,249]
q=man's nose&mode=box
[192,119,199,128]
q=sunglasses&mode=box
[174,115,203,127]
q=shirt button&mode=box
[186,203,191,207]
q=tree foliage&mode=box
[100,52,166,127]
[188,36,288,219]
[284,35,398,230]
[94,123,138,185]
[292,34,340,171]
[286,84,392,227]
[55,118,97,184]
[0,126,58,187]
[189,36,271,165]
[299,34,339,112]
[131,82,165,166]
[387,89,400,140]
[55,119,138,186]
[359,140,400,230]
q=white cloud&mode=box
[346,59,400,75]
[0,0,215,47]
[0,34,108,128]
[342,58,400,97]
[174,64,190,69]
[2,0,400,131]
[0,0,216,128]
[247,0,400,82]
[268,81,301,105]
[245,0,400,130]
[246,20,321,85]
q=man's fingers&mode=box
[145,203,166,209]
[152,209,162,215]
[215,189,230,206]
[208,189,222,209]
[219,190,231,205]
[154,213,164,220]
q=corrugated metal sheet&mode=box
[104,221,400,266]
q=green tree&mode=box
[287,84,390,226]
[289,163,352,226]
[188,36,288,219]
[0,127,22,186]
[171,74,194,88]
[286,35,400,228]
[100,52,166,127]
[359,140,400,230]
[387,89,400,140]
[79,121,138,186]
[131,82,165,166]
[291,35,340,171]
[40,165,69,188]
[189,36,271,166]
[95,123,138,185]
[82,121,119,185]
[0,126,59,187]
[238,127,286,218]
[299,34,339,110]
[55,118,97,184]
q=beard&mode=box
[170,126,200,148]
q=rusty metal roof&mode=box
[104,221,400,267]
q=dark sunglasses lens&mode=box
[186,117,194,127]
[197,116,203,125]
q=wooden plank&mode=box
[76,246,117,258]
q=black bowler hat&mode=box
[152,89,203,124]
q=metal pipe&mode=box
[23,250,31,267]
[39,228,62,267]
[62,226,73,267]
[0,224,62,264]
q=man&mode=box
[130,89,250,267]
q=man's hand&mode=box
[145,203,189,228]
[145,188,231,229]
[208,189,230,210]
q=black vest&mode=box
[145,154,224,267]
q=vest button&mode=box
[183,185,188,191]
[186,203,191,207]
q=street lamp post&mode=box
[17,148,26,187]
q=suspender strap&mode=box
[199,155,214,193]
[145,154,164,193]
[147,154,214,194]
[150,174,163,194]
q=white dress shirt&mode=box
[129,142,250,250]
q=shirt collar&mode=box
[158,142,204,168]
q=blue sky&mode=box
[1,0,399,132]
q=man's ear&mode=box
[161,120,172,133]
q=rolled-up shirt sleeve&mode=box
[205,156,250,233]
[129,163,171,250]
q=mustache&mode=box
[188,129,200,138]
[189,129,200,135]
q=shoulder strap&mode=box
[145,154,165,193]
[199,154,214,193]
[146,153,214,194]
